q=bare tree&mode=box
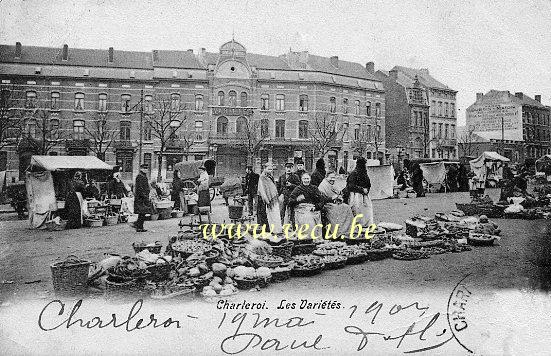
[309,112,344,157]
[457,125,478,158]
[237,117,266,165]
[21,108,67,155]
[145,96,188,181]
[85,112,117,161]
[0,86,23,151]
[352,124,371,158]
[179,120,197,161]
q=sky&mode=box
[1,0,550,125]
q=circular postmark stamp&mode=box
[447,274,475,353]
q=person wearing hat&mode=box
[134,164,151,232]
[277,161,300,223]
[295,158,306,180]
[244,165,259,216]
[257,162,282,233]
[196,165,211,209]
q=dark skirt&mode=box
[198,189,211,207]
[257,197,268,227]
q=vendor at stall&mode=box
[288,173,331,237]
[346,157,374,226]
[65,171,86,229]
[107,172,129,199]
[84,178,100,200]
[197,166,210,209]
[257,162,282,234]
[277,162,300,223]
[318,172,354,237]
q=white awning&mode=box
[30,155,113,171]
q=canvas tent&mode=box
[26,155,113,228]
[366,165,395,200]
[469,151,509,188]
[420,161,460,192]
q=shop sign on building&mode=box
[467,103,523,141]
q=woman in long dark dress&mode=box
[346,157,373,226]
[65,171,85,229]
[411,163,426,197]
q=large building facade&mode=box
[0,40,385,182]
[464,90,550,163]
[377,66,457,163]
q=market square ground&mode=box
[1,191,550,303]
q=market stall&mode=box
[26,155,113,229]
[420,161,460,193]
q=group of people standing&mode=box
[254,157,375,237]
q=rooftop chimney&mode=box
[535,95,541,103]
[366,61,374,73]
[108,47,114,63]
[15,42,22,58]
[152,50,159,62]
[330,56,339,68]
[476,92,483,100]
[62,44,68,61]
[515,92,523,99]
[389,69,398,81]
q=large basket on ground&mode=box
[132,241,163,254]
[364,249,393,261]
[270,241,294,260]
[50,257,91,295]
[467,232,497,246]
[228,205,244,220]
[322,256,347,270]
[291,243,316,256]
[251,254,284,268]
[291,263,325,277]
[478,205,504,219]
[345,253,368,264]
[271,268,292,282]
[145,263,172,282]
[233,277,259,290]
[455,203,480,216]
[85,218,103,228]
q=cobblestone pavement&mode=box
[1,192,550,302]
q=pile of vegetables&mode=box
[292,254,323,270]
[172,240,212,255]
[202,263,237,297]
[108,256,150,281]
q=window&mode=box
[143,153,152,172]
[275,120,285,138]
[50,92,60,110]
[438,123,443,138]
[376,125,381,140]
[354,100,360,115]
[299,95,308,111]
[240,92,248,107]
[375,103,381,117]
[367,125,372,141]
[366,101,371,116]
[298,120,309,138]
[50,119,60,133]
[451,103,455,118]
[121,94,131,113]
[343,98,349,114]
[444,124,449,139]
[195,120,204,141]
[120,121,131,141]
[432,123,436,138]
[260,94,269,110]
[74,92,85,111]
[116,151,133,173]
[218,91,225,106]
[217,116,228,134]
[1,89,10,108]
[411,112,417,127]
[170,93,180,111]
[26,91,37,108]
[144,95,153,113]
[261,119,269,137]
[445,103,449,117]
[276,94,285,111]
[98,93,107,112]
[228,91,237,107]
[25,119,37,138]
[73,120,85,140]
[236,116,247,134]
[438,101,442,116]
[342,123,349,141]
[354,124,360,140]
[144,124,152,141]
[330,97,336,113]
[195,94,204,111]
[431,100,436,115]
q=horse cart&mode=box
[174,159,222,201]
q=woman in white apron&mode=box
[257,163,282,234]
[346,157,374,226]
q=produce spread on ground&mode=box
[51,207,507,300]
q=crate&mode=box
[105,215,119,226]
[50,258,91,295]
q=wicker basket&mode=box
[132,241,163,254]
[228,205,244,220]
[364,249,392,261]
[270,241,294,261]
[46,219,68,231]
[105,215,119,226]
[271,269,291,282]
[478,205,504,219]
[257,276,271,288]
[291,264,325,277]
[467,233,496,246]
[322,256,347,270]
[291,243,316,256]
[345,253,368,264]
[252,255,284,268]
[50,258,91,295]
[456,203,480,216]
[146,263,172,282]
[234,277,259,290]
[85,218,103,227]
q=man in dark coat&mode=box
[446,164,458,192]
[277,162,300,222]
[411,163,425,197]
[244,165,260,216]
[133,164,151,232]
[310,158,326,187]
[295,158,306,180]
